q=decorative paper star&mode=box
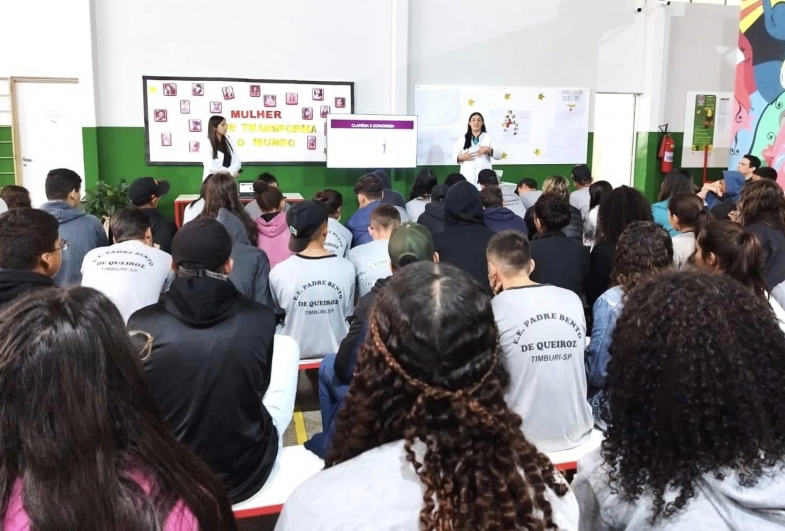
[501,152,508,160]
[537,93,545,101]
[149,86,158,93]
[468,99,475,106]
[534,149,542,156]
[504,93,511,101]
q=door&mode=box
[12,79,84,207]
[591,93,636,189]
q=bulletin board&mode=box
[681,91,733,169]
[414,85,590,166]
[143,76,354,165]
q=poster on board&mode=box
[681,91,733,169]
[143,76,354,165]
[414,85,590,166]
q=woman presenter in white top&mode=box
[451,112,501,186]
[203,115,242,180]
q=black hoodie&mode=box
[0,270,55,310]
[128,276,278,504]
[433,182,496,295]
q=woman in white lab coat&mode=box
[451,112,501,186]
[203,115,241,180]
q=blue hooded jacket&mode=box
[706,170,746,209]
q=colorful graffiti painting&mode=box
[731,0,785,186]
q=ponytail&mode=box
[668,194,711,234]
[697,221,768,298]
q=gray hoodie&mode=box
[40,201,108,286]
[216,208,273,309]
[573,449,785,530]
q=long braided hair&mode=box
[326,262,568,531]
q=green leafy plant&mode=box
[82,180,131,220]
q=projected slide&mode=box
[326,114,418,169]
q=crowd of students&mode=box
[0,160,784,529]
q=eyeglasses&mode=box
[53,239,70,252]
[128,330,154,361]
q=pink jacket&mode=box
[256,212,293,269]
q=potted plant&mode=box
[82,180,131,231]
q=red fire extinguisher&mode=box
[659,133,675,174]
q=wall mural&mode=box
[731,0,785,186]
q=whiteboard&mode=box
[143,76,354,165]
[681,91,733,169]
[414,85,590,165]
[326,114,418,169]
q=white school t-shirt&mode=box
[81,240,174,323]
[269,254,356,358]
[346,239,392,298]
[492,284,593,452]
[324,218,352,258]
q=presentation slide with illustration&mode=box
[326,114,418,169]
[414,85,590,165]
[143,76,354,165]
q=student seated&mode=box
[81,207,174,323]
[40,168,108,286]
[652,169,695,237]
[488,231,592,452]
[583,181,613,247]
[0,185,31,209]
[736,179,785,289]
[517,177,542,209]
[434,181,496,295]
[245,172,290,219]
[478,169,526,218]
[0,287,235,529]
[586,222,672,429]
[481,186,528,235]
[416,184,448,239]
[569,164,593,220]
[307,222,438,458]
[752,166,778,181]
[315,189,352,257]
[270,201,356,359]
[254,182,292,269]
[129,219,296,505]
[199,172,273,308]
[529,193,590,299]
[668,193,711,269]
[573,271,785,529]
[346,174,384,247]
[347,204,400,298]
[405,169,437,221]
[128,177,177,253]
[373,169,407,210]
[525,175,583,241]
[0,209,60,309]
[182,174,212,225]
[277,263,579,530]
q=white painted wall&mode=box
[92,0,394,126]
[664,3,738,129]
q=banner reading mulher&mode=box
[143,76,354,165]
[326,114,418,169]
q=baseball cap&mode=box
[572,164,592,184]
[171,219,232,272]
[388,222,435,269]
[286,201,328,253]
[129,177,170,206]
[477,169,499,187]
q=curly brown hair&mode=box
[739,179,785,234]
[612,221,673,294]
[602,271,785,523]
[326,262,568,531]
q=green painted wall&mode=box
[0,127,15,188]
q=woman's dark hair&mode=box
[409,170,438,200]
[314,189,344,217]
[327,262,568,530]
[0,185,31,209]
[0,288,235,529]
[602,271,785,524]
[589,181,613,210]
[252,182,284,213]
[739,179,785,234]
[658,169,695,202]
[696,220,768,298]
[596,186,653,244]
[190,174,213,208]
[667,193,711,234]
[256,172,278,186]
[462,112,487,150]
[207,115,231,159]
[199,172,257,243]
[612,221,673,294]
